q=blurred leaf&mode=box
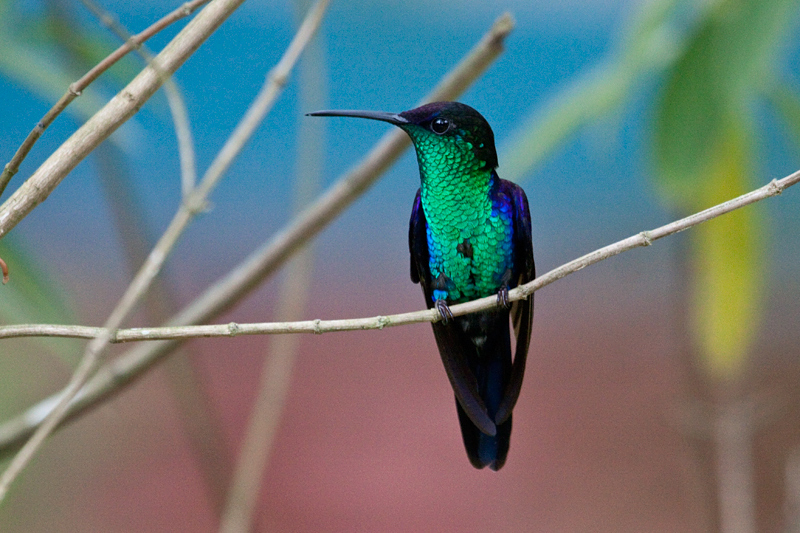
[653,0,799,210]
[767,82,800,151]
[652,0,798,381]
[41,0,142,87]
[714,0,800,95]
[653,22,726,207]
[0,1,144,155]
[690,121,764,381]
[0,235,80,364]
[502,0,684,183]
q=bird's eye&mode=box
[430,117,451,135]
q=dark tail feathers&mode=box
[457,402,512,470]
[454,310,513,470]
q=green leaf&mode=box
[653,0,800,210]
[766,82,800,152]
[0,235,81,364]
[690,122,763,381]
[653,21,727,208]
[501,0,684,184]
[714,0,800,96]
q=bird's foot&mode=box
[435,299,454,324]
[496,287,511,309]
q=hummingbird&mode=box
[308,102,534,470]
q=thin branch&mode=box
[0,0,303,502]
[1,169,797,345]
[0,0,236,239]
[194,0,330,208]
[714,401,757,533]
[0,0,210,197]
[218,2,327,527]
[163,354,233,513]
[0,13,514,458]
[219,253,312,533]
[93,131,230,508]
[92,0,328,385]
[78,0,198,197]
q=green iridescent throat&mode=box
[407,128,510,303]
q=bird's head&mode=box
[307,101,498,173]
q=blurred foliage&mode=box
[0,0,141,364]
[0,0,134,125]
[501,0,684,182]
[0,236,80,364]
[506,0,800,382]
[653,0,797,208]
[654,0,797,380]
[688,121,763,378]
[40,0,141,83]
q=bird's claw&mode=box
[435,299,454,324]
[496,287,511,309]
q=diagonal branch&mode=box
[0,0,235,240]
[79,3,227,510]
[0,0,329,502]
[0,0,210,198]
[78,0,198,197]
[0,168,797,345]
[217,1,328,526]
[0,12,516,459]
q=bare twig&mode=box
[0,0,300,502]
[1,169,797,345]
[0,0,210,198]
[93,144,230,507]
[77,13,218,498]
[0,13,513,457]
[0,0,236,239]
[714,401,757,533]
[219,1,327,525]
[79,0,198,197]
[218,255,312,533]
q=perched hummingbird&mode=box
[308,102,534,470]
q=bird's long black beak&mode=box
[306,109,408,125]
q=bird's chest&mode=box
[422,193,514,304]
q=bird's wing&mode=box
[408,190,497,436]
[495,178,535,425]
[408,190,428,287]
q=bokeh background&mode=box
[1,0,800,531]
